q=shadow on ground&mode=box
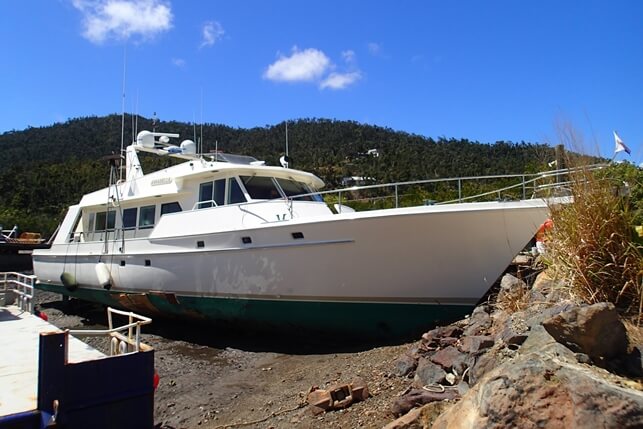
[39,296,424,354]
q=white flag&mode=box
[614,131,631,155]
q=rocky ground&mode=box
[33,269,643,429]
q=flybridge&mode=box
[132,130,198,160]
[130,130,265,165]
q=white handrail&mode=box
[0,272,36,313]
[69,306,152,355]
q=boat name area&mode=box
[151,177,173,186]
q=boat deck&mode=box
[0,304,105,418]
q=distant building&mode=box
[341,176,376,187]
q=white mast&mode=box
[119,44,127,181]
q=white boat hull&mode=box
[33,199,548,336]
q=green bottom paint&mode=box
[36,283,473,339]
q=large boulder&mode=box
[542,302,629,360]
[432,346,643,429]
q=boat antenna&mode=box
[279,120,292,168]
[193,111,197,145]
[215,140,218,161]
[135,89,139,139]
[200,87,204,155]
[131,103,135,144]
[119,44,127,181]
[152,111,157,132]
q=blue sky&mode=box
[2,1,642,163]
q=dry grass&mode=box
[624,320,643,348]
[544,162,643,323]
[495,285,531,314]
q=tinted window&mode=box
[122,208,137,229]
[213,179,225,206]
[198,180,225,208]
[241,176,282,200]
[139,205,156,228]
[276,179,314,201]
[95,211,116,231]
[87,212,95,232]
[161,202,182,215]
[228,178,247,204]
[199,182,214,208]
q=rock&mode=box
[393,354,417,377]
[498,274,528,302]
[542,302,628,360]
[520,325,576,361]
[575,353,592,364]
[391,389,459,417]
[430,346,468,374]
[422,325,463,345]
[625,346,643,378]
[527,287,546,304]
[459,336,495,354]
[462,306,492,337]
[384,402,452,429]
[467,351,498,385]
[456,381,469,396]
[438,337,458,347]
[523,301,577,330]
[500,325,529,347]
[496,312,530,347]
[413,358,447,387]
[383,406,424,429]
[432,348,643,429]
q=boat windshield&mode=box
[240,176,322,202]
[240,176,282,200]
[275,178,315,201]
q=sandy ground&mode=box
[34,290,416,428]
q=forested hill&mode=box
[0,115,556,235]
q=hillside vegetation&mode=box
[0,115,556,235]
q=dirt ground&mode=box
[34,290,417,429]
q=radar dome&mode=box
[180,139,196,155]
[136,130,155,148]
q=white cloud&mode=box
[71,0,173,44]
[200,21,224,48]
[263,47,331,82]
[319,71,362,90]
[342,50,356,63]
[171,57,186,68]
[368,42,381,56]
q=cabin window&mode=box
[122,208,137,229]
[95,210,116,231]
[240,176,282,200]
[161,202,182,215]
[139,205,156,228]
[228,178,247,204]
[87,212,95,232]
[276,179,314,201]
[198,179,225,208]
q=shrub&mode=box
[544,162,643,322]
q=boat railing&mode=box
[181,164,605,216]
[0,225,18,241]
[69,307,153,356]
[0,272,36,313]
[283,164,606,213]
